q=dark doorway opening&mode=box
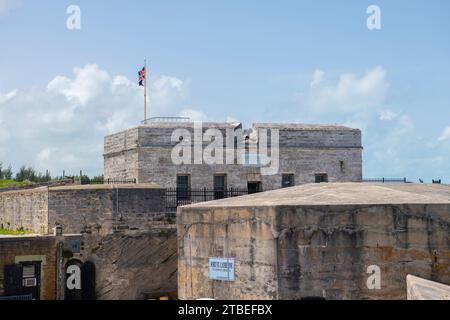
[282,174,295,188]
[4,261,41,300]
[176,174,190,201]
[81,261,96,300]
[247,182,262,194]
[20,262,41,300]
[213,174,227,199]
[315,173,328,183]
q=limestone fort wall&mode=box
[177,184,450,300]
[0,184,177,300]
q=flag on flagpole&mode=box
[139,61,148,122]
[138,66,146,86]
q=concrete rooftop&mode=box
[125,121,359,131]
[184,183,450,208]
[252,123,359,131]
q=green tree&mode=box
[0,163,13,180]
[15,166,52,183]
[15,165,36,182]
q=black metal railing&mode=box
[363,178,408,183]
[142,116,190,124]
[103,178,137,184]
[166,188,249,212]
[80,177,137,185]
[0,294,33,301]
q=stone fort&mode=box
[2,119,449,300]
[104,120,363,192]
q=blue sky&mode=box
[0,0,450,181]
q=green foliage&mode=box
[79,174,104,184]
[15,165,52,183]
[0,162,13,180]
[0,179,32,189]
[90,174,105,184]
[0,227,31,235]
[1,162,104,187]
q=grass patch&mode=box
[0,179,32,189]
[0,227,31,235]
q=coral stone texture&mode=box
[177,183,450,300]
[104,122,363,189]
[0,184,177,300]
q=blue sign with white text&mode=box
[209,257,235,281]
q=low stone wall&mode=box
[0,180,74,194]
[0,188,49,234]
[0,184,177,300]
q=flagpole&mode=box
[144,58,147,124]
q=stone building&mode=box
[104,120,362,192]
[0,184,177,300]
[0,234,82,300]
[177,183,450,300]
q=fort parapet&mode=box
[104,122,363,190]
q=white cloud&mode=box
[47,64,111,105]
[270,66,449,181]
[365,114,417,176]
[0,89,17,104]
[36,147,52,161]
[396,115,414,135]
[0,64,188,176]
[178,108,208,121]
[177,109,242,124]
[0,0,22,14]
[226,116,239,123]
[276,66,390,132]
[438,126,450,142]
[305,66,389,114]
[310,69,325,87]
[342,112,372,132]
[379,109,397,121]
[151,75,188,109]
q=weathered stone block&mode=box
[178,183,450,300]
